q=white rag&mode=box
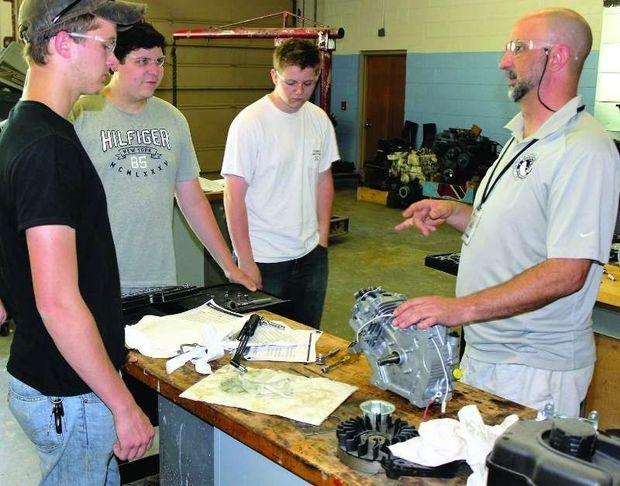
[388,404,519,485]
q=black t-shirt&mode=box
[0,101,125,396]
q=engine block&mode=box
[349,287,460,408]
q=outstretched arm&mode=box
[393,257,592,328]
[395,199,473,235]
[223,175,262,288]
[175,179,257,291]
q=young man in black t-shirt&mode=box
[0,1,153,484]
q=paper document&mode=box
[125,300,247,358]
[245,326,322,363]
[126,298,321,364]
[180,365,357,425]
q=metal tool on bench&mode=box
[321,354,351,374]
[230,313,261,373]
[315,346,341,365]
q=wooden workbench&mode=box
[585,264,620,429]
[598,264,620,307]
[125,311,536,485]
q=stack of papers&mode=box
[126,300,321,365]
[244,320,322,363]
[125,300,247,358]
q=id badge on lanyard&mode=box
[462,206,482,245]
[462,137,539,246]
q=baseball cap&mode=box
[18,0,146,43]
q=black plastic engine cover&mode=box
[487,419,620,486]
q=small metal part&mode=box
[302,366,324,377]
[299,426,336,437]
[377,351,400,366]
[603,268,616,281]
[227,296,273,311]
[360,400,395,430]
[52,398,64,434]
[321,354,351,373]
[539,402,600,431]
[586,410,599,429]
[230,313,261,373]
[315,346,341,365]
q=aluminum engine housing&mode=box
[349,287,460,408]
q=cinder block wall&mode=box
[320,0,604,166]
[595,6,620,139]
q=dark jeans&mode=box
[257,245,328,329]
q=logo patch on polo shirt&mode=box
[514,152,538,179]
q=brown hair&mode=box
[273,39,320,73]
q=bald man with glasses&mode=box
[71,22,256,296]
[393,8,620,417]
[0,1,154,484]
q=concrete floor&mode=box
[322,188,462,339]
[0,188,462,485]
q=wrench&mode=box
[315,346,341,365]
[321,354,351,374]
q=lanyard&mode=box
[478,104,586,210]
[477,137,538,210]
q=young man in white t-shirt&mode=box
[222,39,340,329]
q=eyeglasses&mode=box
[126,55,166,67]
[68,32,117,53]
[52,0,85,24]
[275,71,318,89]
[505,40,552,55]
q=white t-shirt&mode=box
[456,96,620,371]
[221,95,339,262]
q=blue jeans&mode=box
[7,374,119,486]
[258,245,328,329]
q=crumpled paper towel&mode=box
[165,326,225,375]
[388,404,519,486]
